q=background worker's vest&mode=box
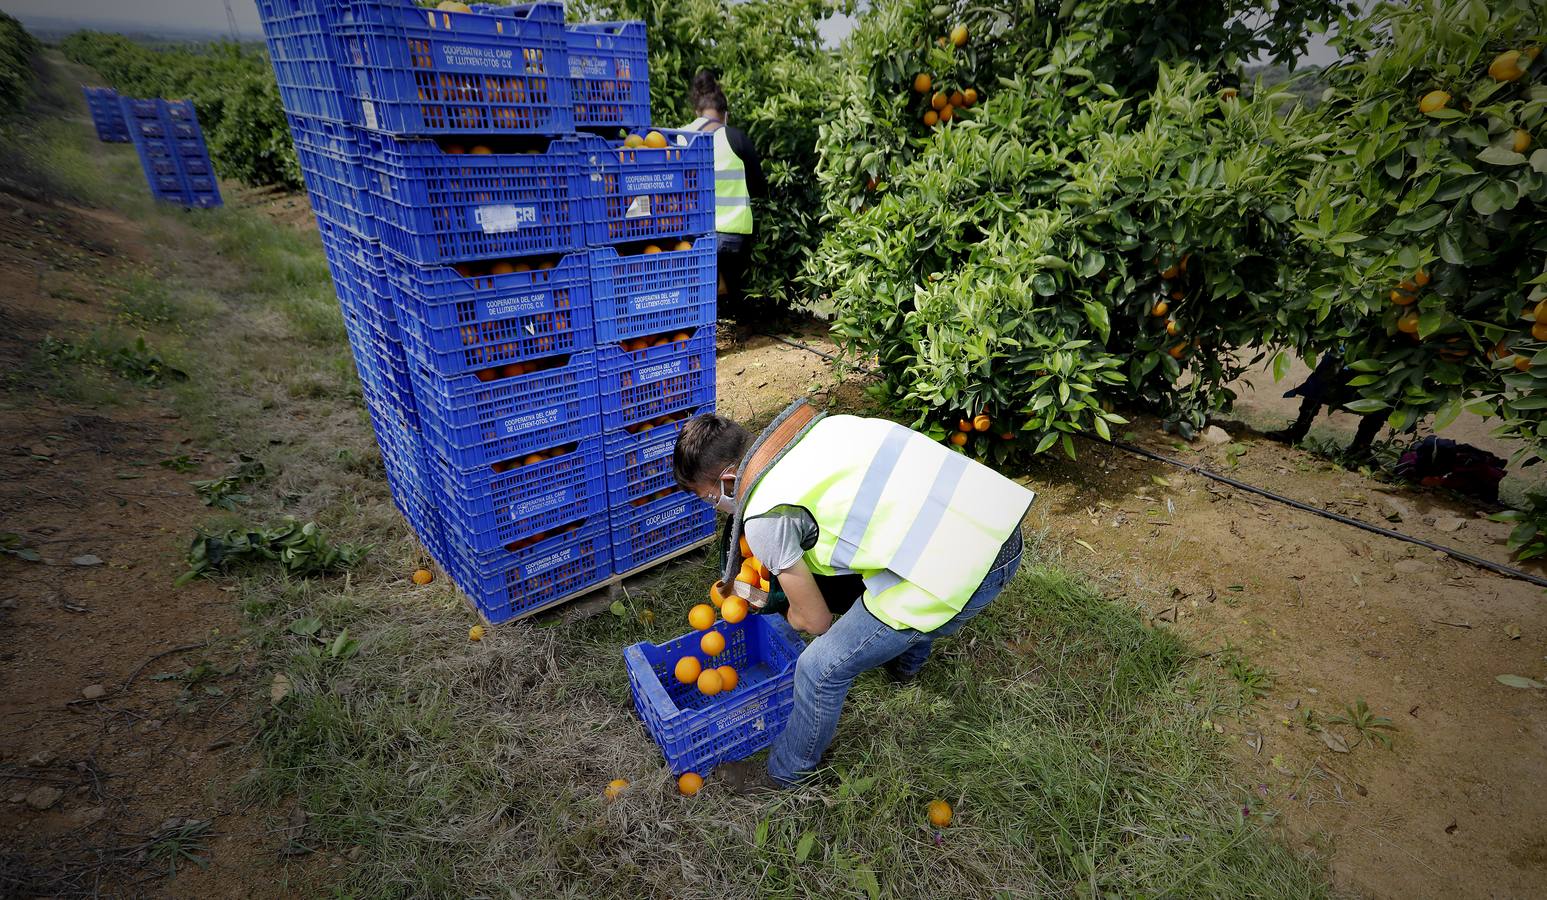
[743,416,1036,632]
[686,116,754,235]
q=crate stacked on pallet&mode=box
[83,86,130,142]
[584,128,719,578]
[118,97,222,208]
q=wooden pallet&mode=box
[441,535,716,627]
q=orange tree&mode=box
[808,0,1343,460]
[1290,0,1545,548]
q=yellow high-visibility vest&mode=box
[686,116,753,235]
[743,415,1035,632]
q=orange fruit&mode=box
[949,432,968,447]
[489,261,515,275]
[1391,289,1417,306]
[437,1,472,12]
[931,91,947,111]
[928,799,953,828]
[674,240,693,251]
[1167,341,1189,359]
[1152,300,1169,317]
[962,88,978,106]
[1160,263,1180,280]
[721,596,748,624]
[1512,129,1532,154]
[674,655,702,685]
[709,581,730,608]
[412,568,433,585]
[643,244,663,254]
[468,624,485,641]
[957,419,973,432]
[444,143,466,155]
[1533,321,1547,342]
[913,72,931,94]
[950,24,968,47]
[1179,253,1192,273]
[950,90,965,108]
[716,665,738,691]
[1414,269,1430,287]
[1489,50,1525,83]
[1219,87,1239,101]
[604,778,629,801]
[623,134,645,149]
[678,772,704,796]
[738,534,752,557]
[688,603,716,631]
[672,331,691,343]
[735,568,758,586]
[643,130,668,149]
[923,110,938,127]
[939,104,954,123]
[758,577,770,592]
[1397,311,1420,335]
[1418,90,1450,114]
[475,367,498,382]
[696,668,724,696]
[1515,354,1532,372]
[1165,319,1180,336]
[470,144,494,155]
[700,630,726,657]
[972,414,991,432]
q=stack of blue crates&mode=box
[83,86,130,142]
[257,0,718,624]
[118,97,223,208]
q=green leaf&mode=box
[1531,149,1547,174]
[289,617,323,636]
[795,831,815,863]
[1061,433,1077,460]
[1496,674,1547,689]
[754,819,770,848]
[1081,300,1110,343]
[1433,397,1462,431]
[1342,399,1389,414]
[1034,432,1059,454]
[609,600,627,617]
[1272,350,1291,382]
[1438,231,1466,265]
[1476,146,1526,166]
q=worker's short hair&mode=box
[689,68,728,116]
[674,414,750,489]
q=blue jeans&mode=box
[765,529,1025,785]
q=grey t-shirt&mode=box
[742,505,822,575]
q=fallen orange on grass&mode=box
[411,568,433,585]
[678,772,703,796]
[928,799,953,828]
[604,778,629,801]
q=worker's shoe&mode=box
[883,660,922,685]
[717,759,783,795]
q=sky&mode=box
[3,0,1340,64]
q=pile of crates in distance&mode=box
[256,0,718,624]
[118,97,223,208]
[83,86,130,142]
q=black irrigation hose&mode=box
[759,331,1547,590]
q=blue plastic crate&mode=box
[390,250,592,376]
[609,491,716,575]
[411,351,601,471]
[83,86,130,142]
[603,401,713,506]
[578,130,714,247]
[443,514,612,623]
[426,435,608,554]
[566,21,649,131]
[364,133,587,265]
[597,326,716,432]
[318,219,396,321]
[255,0,352,121]
[120,96,223,208]
[625,614,805,776]
[334,0,571,135]
[590,236,716,343]
[290,114,377,238]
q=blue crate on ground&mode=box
[289,114,377,239]
[425,434,607,554]
[625,614,805,775]
[410,350,600,471]
[334,0,571,135]
[590,236,716,342]
[390,249,592,376]
[83,87,130,142]
[255,0,353,122]
[120,97,223,208]
[609,490,716,575]
[597,326,715,432]
[364,133,588,266]
[444,514,612,623]
[566,21,649,131]
[578,130,713,247]
[603,402,713,506]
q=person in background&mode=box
[684,68,767,317]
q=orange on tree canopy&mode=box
[1414,268,1430,287]
[931,91,947,111]
[962,87,978,106]
[923,110,938,127]
[688,603,716,631]
[950,90,965,108]
[972,414,991,432]
[721,595,749,624]
[913,72,931,94]
[674,655,702,684]
[949,431,968,447]
[1152,300,1169,317]
[950,24,968,46]
[1533,321,1547,342]
[1418,90,1450,114]
[939,104,954,122]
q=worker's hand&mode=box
[775,559,832,636]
